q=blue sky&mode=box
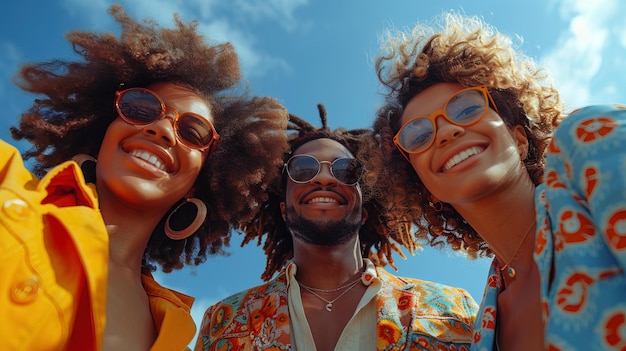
[2,0,625,345]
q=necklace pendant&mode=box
[506,266,516,278]
[325,303,332,312]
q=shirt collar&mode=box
[286,258,379,288]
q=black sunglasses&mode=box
[284,154,364,186]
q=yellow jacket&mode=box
[0,140,195,350]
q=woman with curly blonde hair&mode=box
[369,11,626,351]
[366,12,561,350]
[1,4,287,350]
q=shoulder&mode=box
[209,273,288,312]
[0,139,33,183]
[0,139,19,155]
[142,271,194,311]
[375,268,477,345]
[376,268,478,317]
[546,104,626,166]
[554,104,625,140]
[377,267,473,297]
[564,104,626,122]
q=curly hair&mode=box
[367,12,565,258]
[9,4,289,272]
[240,104,418,281]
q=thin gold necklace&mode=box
[297,276,361,293]
[499,220,536,279]
[299,279,361,312]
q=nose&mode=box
[143,110,177,146]
[434,115,464,147]
[311,161,337,186]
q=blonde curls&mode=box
[368,12,565,257]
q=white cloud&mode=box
[60,0,113,30]
[0,41,21,76]
[58,0,304,79]
[231,0,309,32]
[541,0,626,109]
[542,12,605,107]
[195,19,291,78]
[0,40,48,144]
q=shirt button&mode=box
[11,276,40,304]
[3,199,29,221]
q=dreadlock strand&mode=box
[317,103,328,131]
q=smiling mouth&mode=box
[443,146,484,171]
[307,196,339,204]
[129,149,168,172]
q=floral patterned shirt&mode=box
[472,104,626,350]
[195,261,478,350]
[535,104,626,350]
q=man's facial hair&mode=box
[284,206,362,246]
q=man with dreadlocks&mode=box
[195,105,478,351]
[0,4,288,350]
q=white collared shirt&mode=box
[286,259,381,351]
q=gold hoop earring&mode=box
[165,198,207,240]
[71,154,97,184]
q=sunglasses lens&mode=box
[287,155,320,183]
[118,89,163,124]
[446,89,487,125]
[331,158,363,185]
[176,113,215,149]
[398,118,435,153]
[397,87,489,154]
[286,155,363,185]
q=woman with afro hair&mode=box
[0,4,288,350]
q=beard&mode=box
[284,205,363,246]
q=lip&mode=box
[436,141,487,172]
[121,140,176,174]
[301,189,347,206]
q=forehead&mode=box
[292,138,354,160]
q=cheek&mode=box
[408,154,439,192]
[98,118,136,150]
[188,150,206,170]
[408,153,429,178]
[96,122,124,167]
[282,183,300,209]
[178,150,205,185]
[283,184,295,204]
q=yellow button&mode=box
[3,199,29,221]
[11,276,40,304]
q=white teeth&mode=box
[308,197,338,204]
[444,146,483,171]
[130,149,167,172]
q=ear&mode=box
[427,194,440,204]
[511,125,529,160]
[361,207,368,225]
[280,201,286,221]
[184,188,198,201]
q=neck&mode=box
[292,234,364,290]
[99,194,167,272]
[453,178,537,267]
